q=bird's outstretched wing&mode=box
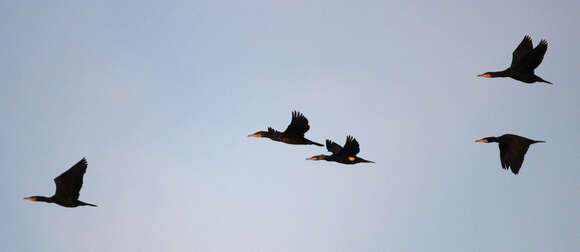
[510,144,530,175]
[54,158,87,200]
[284,111,310,136]
[340,136,360,156]
[511,35,533,68]
[524,40,548,70]
[326,139,342,154]
[498,142,511,170]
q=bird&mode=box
[478,35,552,84]
[248,111,323,146]
[306,135,374,164]
[24,158,97,207]
[475,134,545,174]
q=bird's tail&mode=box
[79,200,98,207]
[310,141,324,146]
[537,76,553,85]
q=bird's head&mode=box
[24,196,38,201]
[306,155,328,161]
[248,131,267,138]
[477,72,493,78]
[475,137,498,143]
[24,196,52,203]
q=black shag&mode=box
[478,35,552,84]
[24,158,97,207]
[248,111,323,146]
[306,136,374,164]
[475,134,545,174]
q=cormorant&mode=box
[24,158,97,207]
[475,134,545,174]
[478,35,552,84]
[306,135,374,164]
[248,111,323,146]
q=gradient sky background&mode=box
[1,1,579,251]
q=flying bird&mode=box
[475,134,545,174]
[248,111,323,146]
[24,158,97,207]
[306,135,374,164]
[478,35,552,84]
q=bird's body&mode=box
[478,35,552,84]
[307,136,373,165]
[24,158,97,207]
[248,111,323,146]
[476,134,545,174]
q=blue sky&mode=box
[1,1,579,251]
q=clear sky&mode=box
[1,1,579,251]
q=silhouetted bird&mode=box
[475,134,545,174]
[248,111,323,146]
[24,158,97,207]
[306,136,374,164]
[478,35,552,84]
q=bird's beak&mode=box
[24,197,36,201]
[306,157,318,160]
[248,133,261,137]
[475,139,488,143]
[477,73,491,78]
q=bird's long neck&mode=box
[29,196,54,203]
[327,155,337,161]
[490,69,511,78]
[265,132,283,140]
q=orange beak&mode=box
[306,157,318,160]
[477,73,492,78]
[24,197,37,201]
[475,139,488,143]
[248,133,262,137]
